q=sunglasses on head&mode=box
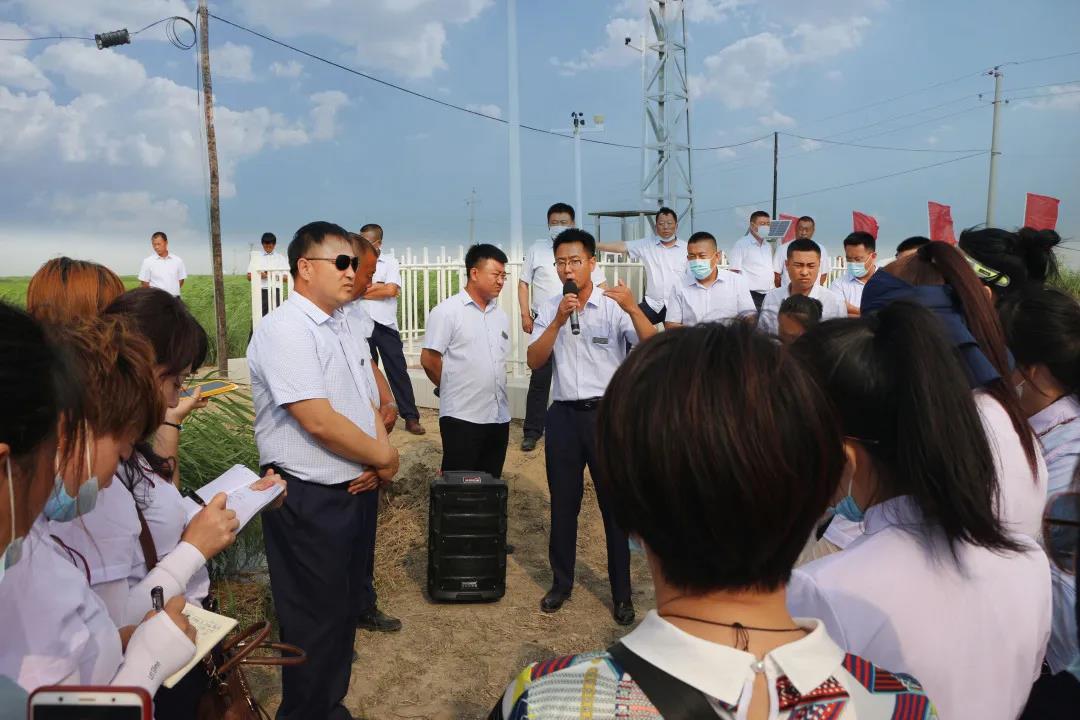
[1043,490,1080,576]
[304,254,359,271]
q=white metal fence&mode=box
[249,246,848,376]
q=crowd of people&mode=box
[0,205,1077,720]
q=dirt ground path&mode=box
[246,407,655,719]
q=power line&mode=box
[805,69,986,125]
[695,152,987,216]
[780,132,985,154]
[1008,88,1080,102]
[0,32,94,42]
[693,134,773,151]
[1005,49,1080,67]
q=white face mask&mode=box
[754,223,770,239]
[549,225,570,242]
[0,455,25,584]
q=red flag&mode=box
[779,213,799,244]
[927,201,956,244]
[852,211,879,239]
[1025,193,1060,230]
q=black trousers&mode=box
[439,416,510,478]
[638,300,666,324]
[350,486,380,616]
[750,290,767,311]
[260,287,282,317]
[262,470,368,720]
[368,322,420,421]
[545,402,631,602]
[523,357,553,441]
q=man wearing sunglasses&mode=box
[248,221,400,720]
[358,223,426,436]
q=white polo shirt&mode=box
[138,252,187,296]
[521,238,605,313]
[247,250,289,289]
[788,496,1051,720]
[831,271,877,312]
[757,282,847,335]
[727,233,774,293]
[361,253,402,329]
[248,291,378,484]
[625,236,689,311]
[530,290,638,401]
[663,269,756,326]
[774,242,833,286]
[423,290,510,424]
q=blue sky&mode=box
[1,0,1079,274]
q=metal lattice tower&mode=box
[641,0,693,229]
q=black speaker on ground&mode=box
[427,470,507,602]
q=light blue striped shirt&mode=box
[248,291,377,484]
[1031,393,1080,674]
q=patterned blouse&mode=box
[490,612,936,720]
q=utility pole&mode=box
[466,188,479,244]
[507,0,523,261]
[551,113,605,224]
[985,66,1004,226]
[198,0,227,376]
[771,131,779,219]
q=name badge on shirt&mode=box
[591,336,609,345]
[501,331,508,340]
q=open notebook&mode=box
[181,464,283,531]
[162,604,238,688]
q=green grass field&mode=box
[0,275,253,365]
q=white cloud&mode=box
[714,147,738,159]
[236,0,494,79]
[51,190,191,234]
[551,16,644,76]
[691,32,792,107]
[0,23,52,91]
[270,60,304,78]
[799,138,823,151]
[12,0,193,41]
[1017,86,1080,111]
[465,103,502,119]
[791,16,871,61]
[214,42,255,82]
[309,90,350,140]
[758,110,796,128]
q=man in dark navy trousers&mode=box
[526,228,658,626]
[249,221,400,720]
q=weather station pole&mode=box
[552,112,605,224]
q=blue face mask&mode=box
[1,456,25,585]
[688,259,713,280]
[43,443,99,523]
[832,477,865,522]
[848,262,867,279]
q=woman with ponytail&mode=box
[1000,287,1080,696]
[787,301,1051,720]
[859,240,1047,538]
[959,226,1061,301]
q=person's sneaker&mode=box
[405,419,426,435]
[356,608,403,632]
[521,436,539,452]
[613,600,636,626]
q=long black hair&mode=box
[792,301,1023,557]
[959,226,1060,299]
[103,288,208,504]
[1000,286,1080,395]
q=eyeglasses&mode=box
[304,255,359,272]
[1043,491,1079,575]
[553,258,585,270]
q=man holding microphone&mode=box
[527,229,657,626]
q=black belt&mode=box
[554,398,602,411]
[260,464,352,490]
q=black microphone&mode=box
[563,279,581,336]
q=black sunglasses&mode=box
[304,255,359,272]
[1043,491,1080,576]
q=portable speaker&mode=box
[427,470,507,602]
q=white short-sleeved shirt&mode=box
[423,291,510,424]
[727,233,775,293]
[788,496,1051,720]
[831,272,875,312]
[343,299,380,405]
[625,236,689,311]
[663,270,756,326]
[529,291,637,401]
[247,251,289,290]
[774,242,833,286]
[361,253,402,329]
[137,253,187,297]
[0,518,124,690]
[248,291,378,484]
[521,239,605,313]
[975,390,1048,539]
[757,283,848,335]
